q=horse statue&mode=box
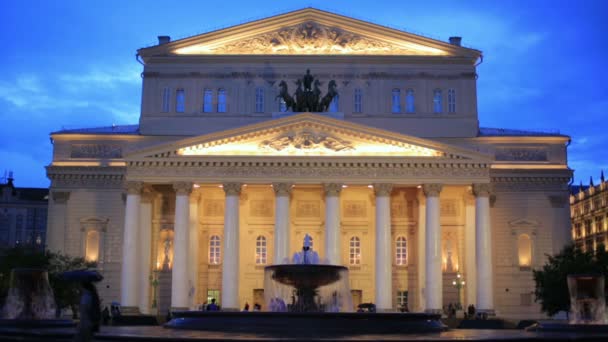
[294,79,305,111]
[310,79,322,112]
[319,80,338,112]
[277,80,296,111]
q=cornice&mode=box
[46,165,125,189]
[142,70,476,80]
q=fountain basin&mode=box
[165,311,446,335]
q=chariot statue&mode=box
[276,69,338,112]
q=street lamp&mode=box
[452,273,465,310]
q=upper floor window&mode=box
[255,87,264,113]
[209,235,221,264]
[203,89,213,113]
[349,236,361,265]
[406,89,415,113]
[447,88,456,113]
[217,89,226,113]
[329,94,339,112]
[161,87,170,113]
[396,236,407,265]
[517,234,532,267]
[433,89,443,113]
[278,97,287,112]
[391,88,401,113]
[255,235,267,265]
[353,88,362,113]
[175,88,185,113]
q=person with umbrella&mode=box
[61,270,102,342]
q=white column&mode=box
[221,183,242,310]
[374,183,393,311]
[121,181,143,313]
[138,189,153,314]
[273,183,293,264]
[188,189,200,309]
[464,193,477,307]
[423,183,442,313]
[416,190,426,312]
[473,183,494,314]
[324,183,343,265]
[171,182,192,310]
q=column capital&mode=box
[173,182,193,196]
[373,183,393,196]
[472,183,493,197]
[422,183,443,197]
[223,183,242,196]
[272,183,293,196]
[52,191,71,204]
[190,188,202,202]
[323,183,343,196]
[125,181,144,195]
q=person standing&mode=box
[74,281,101,342]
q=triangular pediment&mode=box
[139,8,480,58]
[128,114,491,161]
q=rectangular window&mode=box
[175,88,185,113]
[406,89,415,113]
[217,89,226,113]
[396,290,408,308]
[353,88,362,113]
[448,88,456,113]
[203,89,213,113]
[161,87,170,113]
[433,89,443,113]
[255,87,264,113]
[391,89,401,113]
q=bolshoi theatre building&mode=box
[45,8,572,319]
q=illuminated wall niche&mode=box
[80,217,108,265]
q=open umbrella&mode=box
[60,269,103,282]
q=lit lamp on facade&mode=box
[452,273,465,308]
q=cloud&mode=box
[59,65,141,91]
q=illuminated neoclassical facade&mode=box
[571,174,608,251]
[46,8,572,319]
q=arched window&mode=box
[349,236,361,265]
[255,87,264,113]
[217,89,226,113]
[85,230,100,262]
[209,235,221,264]
[406,89,415,113]
[447,88,456,113]
[353,88,362,113]
[203,88,213,112]
[256,235,267,265]
[517,234,532,267]
[433,89,442,113]
[175,88,185,113]
[329,94,339,112]
[396,236,407,265]
[161,87,170,113]
[391,88,401,113]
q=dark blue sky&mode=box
[1,0,606,187]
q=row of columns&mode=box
[120,181,494,313]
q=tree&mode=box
[533,243,608,317]
[0,246,96,317]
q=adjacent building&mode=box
[570,173,608,251]
[45,8,572,319]
[0,172,48,249]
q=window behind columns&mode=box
[217,88,226,113]
[209,235,221,264]
[395,236,407,266]
[255,235,267,265]
[255,87,264,113]
[349,236,361,265]
[353,88,362,113]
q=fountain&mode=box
[529,274,608,332]
[0,268,73,328]
[166,234,445,335]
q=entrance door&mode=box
[253,289,264,311]
[351,289,362,310]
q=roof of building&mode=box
[0,178,48,202]
[51,124,140,135]
[478,127,568,137]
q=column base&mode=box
[120,306,141,315]
[424,308,442,315]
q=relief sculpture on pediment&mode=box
[211,21,416,55]
[260,129,354,153]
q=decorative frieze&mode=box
[373,183,393,197]
[272,183,293,196]
[472,183,493,197]
[495,147,547,162]
[440,200,459,217]
[70,144,122,159]
[223,183,242,196]
[324,183,343,196]
[422,184,443,197]
[260,130,354,153]
[172,182,192,195]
